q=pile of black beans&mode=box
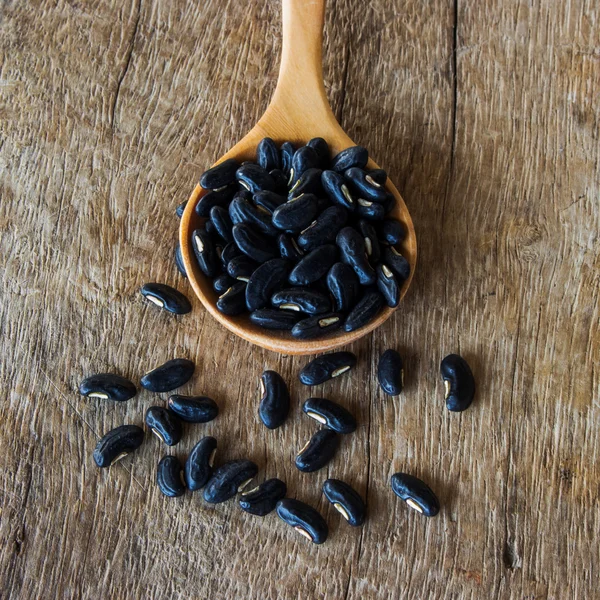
[179,137,410,339]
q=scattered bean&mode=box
[93,425,144,468]
[259,370,290,429]
[145,406,183,446]
[140,358,195,393]
[390,473,440,517]
[185,436,217,491]
[276,499,328,544]
[79,373,136,402]
[239,478,287,516]
[167,395,219,423]
[377,349,404,395]
[157,455,186,498]
[295,429,339,472]
[440,354,475,412]
[140,282,191,315]
[299,352,357,385]
[203,459,258,504]
[322,479,366,526]
[302,397,356,433]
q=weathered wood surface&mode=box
[0,0,598,598]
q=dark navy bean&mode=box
[382,246,410,280]
[210,205,234,242]
[249,308,303,330]
[272,193,319,232]
[391,473,440,517]
[167,395,219,423]
[326,262,360,312]
[271,288,331,315]
[290,145,319,184]
[298,351,357,385]
[343,290,384,332]
[331,146,368,173]
[280,142,295,178]
[259,370,290,429]
[295,429,339,472]
[192,228,219,277]
[253,190,287,214]
[239,478,287,516]
[302,398,356,434]
[93,425,144,468]
[213,273,235,294]
[336,227,376,285]
[79,373,136,402]
[174,244,187,277]
[195,185,237,217]
[145,406,183,446]
[288,168,323,199]
[245,258,290,311]
[376,218,406,245]
[157,455,185,498]
[257,137,280,171]
[232,224,278,263]
[227,255,259,282]
[229,196,278,236]
[278,233,304,262]
[307,137,330,168]
[176,201,187,218]
[356,198,385,220]
[291,313,342,339]
[276,499,328,544]
[203,459,258,503]
[322,170,355,210]
[220,242,240,268]
[216,281,247,315]
[357,219,381,264]
[288,244,338,286]
[344,167,388,202]
[378,349,404,395]
[322,479,366,526]
[376,264,401,307]
[185,436,217,491]
[140,283,192,315]
[200,158,240,190]
[368,168,387,185]
[141,359,195,392]
[440,354,475,412]
[236,163,277,193]
[297,206,348,251]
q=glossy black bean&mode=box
[390,473,440,517]
[336,227,376,285]
[226,255,259,282]
[376,218,406,245]
[195,185,237,217]
[157,455,185,498]
[209,205,234,242]
[307,137,330,168]
[220,242,241,268]
[257,137,280,171]
[278,233,304,262]
[200,158,240,190]
[326,262,360,313]
[236,163,276,193]
[192,228,219,277]
[322,479,365,526]
[205,218,218,238]
[232,224,278,263]
[140,282,192,315]
[355,198,385,220]
[145,406,183,446]
[288,244,338,286]
[368,168,387,185]
[302,398,356,434]
[298,351,357,385]
[382,246,410,280]
[93,425,144,468]
[250,308,302,330]
[343,290,384,332]
[168,395,219,423]
[212,274,234,295]
[295,429,339,472]
[185,436,217,491]
[174,244,187,277]
[229,196,278,236]
[322,170,355,210]
[331,146,368,173]
[276,499,328,544]
[259,370,290,429]
[176,201,187,218]
[245,258,290,311]
[440,354,475,412]
[296,206,348,251]
[79,373,137,402]
[280,142,295,178]
[378,349,404,395]
[376,264,401,307]
[272,193,319,232]
[344,167,388,202]
[271,288,331,315]
[290,145,319,184]
[239,478,287,516]
[357,219,381,264]
[141,358,195,392]
[269,169,288,193]
[203,459,258,504]
[253,190,287,214]
[216,281,247,315]
[288,168,323,199]
[291,313,342,339]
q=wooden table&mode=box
[1,1,598,598]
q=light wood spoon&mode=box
[180,0,416,355]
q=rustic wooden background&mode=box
[1,0,598,598]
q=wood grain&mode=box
[0,0,598,598]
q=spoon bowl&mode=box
[180,0,416,355]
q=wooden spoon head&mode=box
[180,124,416,355]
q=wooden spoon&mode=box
[180,0,416,355]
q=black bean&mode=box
[168,395,219,423]
[326,262,360,313]
[276,499,328,544]
[213,273,235,294]
[280,142,295,178]
[322,479,365,526]
[288,168,323,199]
[195,185,237,217]
[229,196,278,236]
[174,244,187,277]
[382,246,410,280]
[344,167,388,202]
[278,233,304,262]
[249,308,303,330]
[233,189,253,202]
[140,282,192,315]
[200,158,240,190]
[239,478,287,516]
[343,289,384,332]
[296,206,348,251]
[257,137,280,171]
[357,219,381,264]
[93,425,144,468]
[291,313,342,339]
[185,436,217,491]
[216,281,247,315]
[79,373,137,402]
[376,264,401,307]
[245,258,290,311]
[288,244,338,286]
[209,205,234,242]
[376,218,406,245]
[258,370,290,430]
[232,224,278,263]
[271,288,331,315]
[298,351,357,385]
[336,227,376,285]
[226,255,259,282]
[302,398,356,434]
[290,145,319,184]
[331,146,368,172]
[176,201,187,218]
[307,137,330,168]
[355,198,385,221]
[378,349,404,395]
[368,168,387,185]
[236,163,277,193]
[192,228,219,277]
[145,406,183,446]
[219,242,239,268]
[141,358,195,393]
[440,354,475,412]
[253,190,287,214]
[205,219,218,238]
[272,193,319,232]
[203,459,258,504]
[269,169,288,193]
[295,429,339,472]
[322,170,355,210]
[157,455,185,498]
[390,473,440,517]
